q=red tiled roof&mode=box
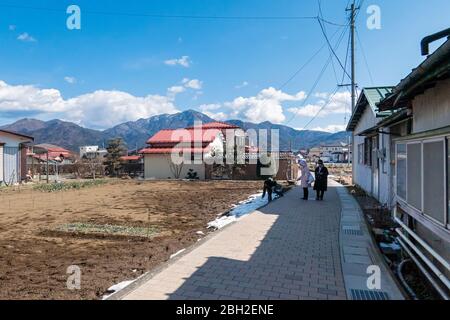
[140,146,210,154]
[186,122,240,130]
[120,155,141,161]
[146,128,221,144]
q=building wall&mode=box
[0,145,3,182]
[144,154,206,180]
[352,106,377,195]
[412,78,450,134]
[0,132,31,184]
[409,80,450,279]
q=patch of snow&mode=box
[207,192,270,230]
[196,231,205,235]
[170,248,186,259]
[102,280,134,300]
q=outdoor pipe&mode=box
[397,259,419,300]
[393,215,450,272]
[395,228,450,290]
[421,28,450,56]
[397,237,449,300]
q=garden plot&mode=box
[0,179,262,299]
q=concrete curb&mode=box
[334,180,405,300]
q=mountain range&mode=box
[1,110,350,152]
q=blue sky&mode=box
[0,0,449,131]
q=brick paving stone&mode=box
[121,184,346,300]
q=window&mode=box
[423,140,445,225]
[396,138,449,228]
[358,143,364,164]
[396,143,407,200]
[364,138,372,166]
[407,143,422,210]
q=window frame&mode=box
[395,136,449,229]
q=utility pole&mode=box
[346,1,358,178]
[350,1,357,113]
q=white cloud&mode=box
[164,55,190,67]
[182,78,202,90]
[64,76,77,84]
[311,124,347,133]
[235,81,249,89]
[0,80,179,129]
[198,104,227,120]
[223,87,307,123]
[167,85,185,96]
[288,91,351,118]
[17,32,37,42]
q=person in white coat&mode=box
[298,160,311,200]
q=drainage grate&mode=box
[342,226,363,236]
[350,289,389,300]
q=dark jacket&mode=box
[313,166,329,191]
[262,179,277,197]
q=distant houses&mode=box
[307,143,351,163]
[0,129,34,185]
[80,145,107,159]
[348,30,450,297]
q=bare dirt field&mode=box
[0,180,262,300]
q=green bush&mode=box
[33,179,107,192]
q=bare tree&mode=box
[167,155,184,179]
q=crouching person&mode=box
[262,177,277,202]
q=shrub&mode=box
[33,179,108,192]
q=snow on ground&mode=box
[207,192,272,230]
[102,280,134,299]
[170,248,186,259]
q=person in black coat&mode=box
[313,159,329,201]
[262,177,278,202]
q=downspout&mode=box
[421,28,450,56]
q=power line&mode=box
[356,28,374,85]
[278,25,344,90]
[301,86,341,130]
[284,26,348,126]
[317,18,352,80]
[0,3,324,21]
[318,0,339,84]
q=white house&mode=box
[346,87,395,207]
[80,145,107,159]
[376,34,450,296]
[0,129,34,185]
[140,122,243,180]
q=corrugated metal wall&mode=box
[3,146,20,185]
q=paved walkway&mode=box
[118,183,347,300]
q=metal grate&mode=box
[342,226,363,236]
[350,289,389,300]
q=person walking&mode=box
[298,160,311,200]
[314,159,329,201]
